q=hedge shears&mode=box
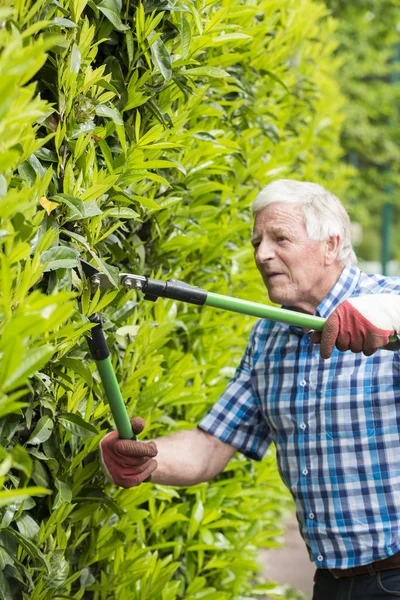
[80,260,398,439]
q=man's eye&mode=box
[277,236,287,242]
[252,241,260,249]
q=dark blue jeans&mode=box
[313,568,400,599]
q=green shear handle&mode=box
[87,315,135,440]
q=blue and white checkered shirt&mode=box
[198,265,400,569]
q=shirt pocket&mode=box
[318,365,376,439]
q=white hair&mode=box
[251,179,357,266]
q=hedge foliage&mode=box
[0,0,351,598]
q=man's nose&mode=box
[255,240,275,262]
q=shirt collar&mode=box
[315,264,361,319]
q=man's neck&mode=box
[290,264,344,315]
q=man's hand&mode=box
[100,417,158,488]
[311,295,400,359]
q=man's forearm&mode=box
[150,427,236,486]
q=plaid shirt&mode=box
[198,265,400,569]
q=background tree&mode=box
[326,0,400,262]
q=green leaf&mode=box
[53,479,73,509]
[0,570,12,600]
[70,503,98,522]
[2,346,54,393]
[0,174,7,199]
[72,0,89,21]
[18,161,36,185]
[80,177,118,201]
[8,242,30,264]
[131,160,179,169]
[211,33,251,45]
[84,200,103,218]
[70,43,81,74]
[0,487,51,508]
[4,527,50,571]
[53,17,78,28]
[75,487,123,517]
[51,193,85,219]
[265,70,289,92]
[188,499,204,540]
[60,228,91,250]
[32,459,50,488]
[58,413,98,437]
[0,394,28,419]
[27,416,54,445]
[95,104,123,125]
[11,445,32,477]
[98,78,119,95]
[123,91,150,112]
[16,513,40,539]
[132,195,161,210]
[184,66,229,78]
[125,29,134,65]
[150,37,172,82]
[59,357,93,386]
[97,0,129,31]
[180,16,191,58]
[106,207,140,219]
[40,246,78,271]
[0,333,23,390]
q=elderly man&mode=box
[101,180,400,599]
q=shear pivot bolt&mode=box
[91,275,101,288]
[123,277,134,289]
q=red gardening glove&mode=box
[311,295,400,359]
[100,417,158,488]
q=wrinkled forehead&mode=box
[252,202,306,236]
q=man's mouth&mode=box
[265,272,285,280]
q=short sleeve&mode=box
[198,323,272,461]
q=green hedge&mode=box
[0,1,349,598]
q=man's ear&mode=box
[324,235,340,265]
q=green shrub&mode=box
[0,0,349,598]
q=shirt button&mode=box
[302,468,308,475]
[300,380,306,387]
[309,512,315,519]
[317,554,324,562]
[300,422,307,430]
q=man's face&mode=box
[252,202,331,313]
